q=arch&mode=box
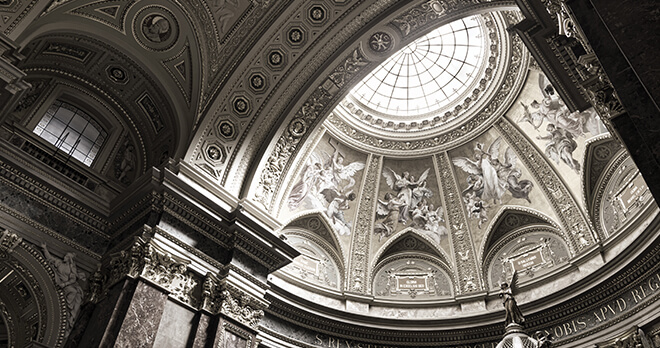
[183,0,519,201]
[479,206,561,265]
[16,2,204,160]
[371,252,454,299]
[281,210,346,264]
[481,225,571,289]
[582,135,623,216]
[0,230,67,347]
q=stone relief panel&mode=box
[448,127,554,253]
[280,134,366,241]
[372,156,450,257]
[484,229,570,289]
[506,69,609,211]
[597,155,654,238]
[280,234,341,291]
[372,255,452,299]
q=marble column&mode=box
[75,278,168,347]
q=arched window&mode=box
[32,100,107,166]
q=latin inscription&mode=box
[617,174,648,212]
[510,249,544,272]
[396,276,427,291]
[539,271,660,340]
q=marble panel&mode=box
[152,300,195,348]
[114,281,168,348]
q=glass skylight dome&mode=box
[350,16,487,119]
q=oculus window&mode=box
[350,16,486,118]
[33,100,107,167]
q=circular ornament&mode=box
[134,6,179,51]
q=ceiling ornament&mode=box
[346,154,380,294]
[436,152,482,294]
[133,5,179,52]
[67,0,137,33]
[325,13,529,156]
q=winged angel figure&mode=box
[518,74,603,173]
[288,147,364,235]
[499,271,525,327]
[452,137,534,227]
[374,168,446,242]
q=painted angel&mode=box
[499,271,524,327]
[320,188,356,236]
[382,167,431,222]
[520,74,600,137]
[374,192,406,241]
[331,149,365,192]
[288,152,327,209]
[453,138,507,204]
[537,123,581,172]
[496,147,534,203]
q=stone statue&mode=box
[499,272,524,327]
[41,243,86,335]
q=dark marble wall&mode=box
[568,0,660,201]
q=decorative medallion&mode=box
[249,72,268,93]
[134,6,179,52]
[232,95,251,117]
[308,5,327,25]
[286,26,306,47]
[288,118,307,138]
[206,144,226,163]
[217,120,236,140]
[267,48,287,70]
[106,66,128,84]
[369,32,393,53]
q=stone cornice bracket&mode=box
[0,33,30,124]
[228,205,300,273]
[512,0,624,141]
[0,229,21,253]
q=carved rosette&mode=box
[436,153,482,294]
[347,155,380,293]
[496,119,595,253]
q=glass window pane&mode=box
[32,100,106,167]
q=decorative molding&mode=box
[347,154,379,294]
[436,152,482,294]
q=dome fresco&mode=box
[275,13,655,311]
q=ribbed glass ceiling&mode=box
[350,16,486,118]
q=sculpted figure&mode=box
[41,243,86,334]
[499,272,524,327]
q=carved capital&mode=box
[105,239,199,307]
[200,273,267,329]
[0,229,21,253]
